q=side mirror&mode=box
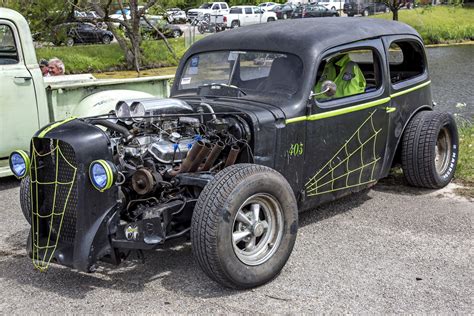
[309,80,337,99]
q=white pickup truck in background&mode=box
[223,6,277,29]
[187,2,230,21]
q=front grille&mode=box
[30,137,78,271]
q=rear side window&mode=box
[388,41,426,84]
[0,24,19,65]
[245,8,253,14]
[230,7,242,14]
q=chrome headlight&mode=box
[89,160,116,192]
[9,150,30,179]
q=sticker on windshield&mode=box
[228,51,246,61]
[181,77,191,85]
[190,56,199,67]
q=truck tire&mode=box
[20,176,32,225]
[267,17,276,22]
[363,9,369,16]
[172,30,182,38]
[231,20,240,28]
[283,13,288,19]
[401,111,459,189]
[191,164,298,289]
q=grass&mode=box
[36,38,188,74]
[375,6,474,44]
[455,123,474,186]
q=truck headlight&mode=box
[9,150,30,179]
[89,160,116,192]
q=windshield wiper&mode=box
[197,83,247,98]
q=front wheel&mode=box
[102,35,111,44]
[363,9,369,16]
[231,20,240,28]
[191,164,298,289]
[65,37,74,46]
[401,111,459,189]
[172,30,181,38]
[20,176,32,224]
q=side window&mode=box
[315,48,381,102]
[212,4,219,10]
[221,3,228,9]
[0,24,19,65]
[388,41,425,84]
[245,8,253,14]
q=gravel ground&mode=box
[0,176,472,313]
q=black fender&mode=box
[380,105,433,178]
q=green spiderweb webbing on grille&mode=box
[30,139,77,271]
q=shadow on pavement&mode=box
[0,176,19,191]
[0,176,430,299]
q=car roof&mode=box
[186,17,420,58]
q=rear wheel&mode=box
[191,164,298,289]
[102,35,111,44]
[231,20,240,28]
[267,17,276,22]
[401,111,459,189]
[283,13,288,19]
[385,7,390,13]
[65,37,74,46]
[348,13,354,17]
[363,9,369,16]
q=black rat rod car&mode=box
[10,18,459,289]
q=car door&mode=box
[0,22,40,159]
[241,7,256,25]
[253,7,263,24]
[300,39,390,208]
[211,3,220,15]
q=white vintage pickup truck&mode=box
[0,8,173,177]
[223,6,277,29]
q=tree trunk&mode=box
[392,8,399,20]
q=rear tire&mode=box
[401,111,459,189]
[231,20,240,28]
[267,17,276,22]
[283,13,288,19]
[191,164,298,289]
[65,37,74,46]
[20,176,32,225]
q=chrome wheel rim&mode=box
[232,193,283,266]
[435,127,452,175]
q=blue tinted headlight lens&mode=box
[9,151,30,179]
[89,160,115,192]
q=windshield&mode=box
[199,3,211,8]
[177,51,303,102]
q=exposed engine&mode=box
[88,98,252,245]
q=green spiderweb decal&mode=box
[30,139,77,271]
[305,110,381,196]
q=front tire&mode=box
[401,111,459,189]
[191,164,298,289]
[20,176,32,224]
[65,37,74,46]
[363,9,369,16]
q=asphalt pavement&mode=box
[0,175,472,313]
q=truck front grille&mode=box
[30,137,78,271]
